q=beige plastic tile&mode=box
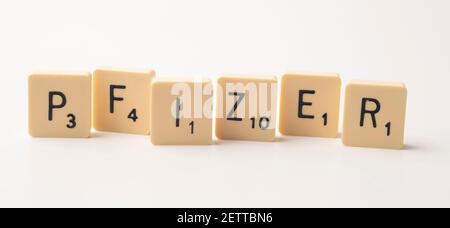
[93,68,155,135]
[342,81,407,149]
[28,72,92,138]
[215,75,278,142]
[279,72,341,138]
[151,79,213,145]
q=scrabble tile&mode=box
[216,75,278,142]
[28,72,91,138]
[342,81,407,149]
[93,68,155,135]
[151,79,213,145]
[279,72,341,138]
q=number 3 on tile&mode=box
[66,113,76,129]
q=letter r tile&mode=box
[342,81,407,149]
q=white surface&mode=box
[0,0,449,207]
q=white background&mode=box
[0,0,449,207]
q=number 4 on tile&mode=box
[128,109,138,122]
